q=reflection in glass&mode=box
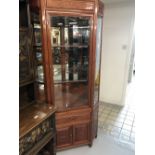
[94,17,103,104]
[34,24,42,46]
[51,16,90,83]
[51,16,90,46]
[36,65,44,82]
[31,12,46,102]
[36,83,45,102]
[36,52,42,63]
[52,47,88,82]
[50,16,90,111]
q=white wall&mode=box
[99,1,135,105]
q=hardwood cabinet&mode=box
[19,0,46,109]
[19,1,56,155]
[29,0,104,150]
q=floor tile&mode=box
[119,134,130,141]
[113,121,123,128]
[124,119,133,126]
[111,109,120,113]
[111,126,122,133]
[110,130,120,138]
[115,117,125,123]
[107,115,118,120]
[120,129,131,136]
[102,110,111,115]
[103,119,112,123]
[126,112,134,118]
[122,124,132,131]
[110,112,119,117]
[98,91,135,151]
[120,110,128,115]
[125,116,134,122]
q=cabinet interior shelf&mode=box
[51,26,90,29]
[20,80,35,87]
[36,80,44,84]
[19,27,29,31]
[52,44,88,48]
[54,79,87,84]
[33,44,42,47]
[36,61,43,66]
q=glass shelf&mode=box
[52,44,88,48]
[54,79,87,84]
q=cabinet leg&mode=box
[95,134,97,138]
[89,143,92,147]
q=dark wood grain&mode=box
[20,103,56,139]
[73,123,90,145]
[56,126,72,148]
[54,83,88,111]
[46,0,95,12]
[56,107,91,127]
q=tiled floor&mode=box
[98,103,135,144]
[57,129,134,155]
[98,80,135,151]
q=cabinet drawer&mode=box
[56,109,91,126]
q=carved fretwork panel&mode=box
[19,118,53,155]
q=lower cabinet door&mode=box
[56,126,72,148]
[73,123,90,145]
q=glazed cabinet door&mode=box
[73,123,90,145]
[46,13,93,111]
[92,16,103,139]
[94,16,103,104]
[56,126,72,148]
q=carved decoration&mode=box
[19,119,52,155]
[19,28,33,83]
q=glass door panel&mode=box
[94,17,103,104]
[31,12,45,102]
[50,16,91,111]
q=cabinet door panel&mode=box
[56,126,72,148]
[73,123,90,145]
[94,16,103,104]
[47,14,92,111]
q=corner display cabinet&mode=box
[30,0,104,150]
